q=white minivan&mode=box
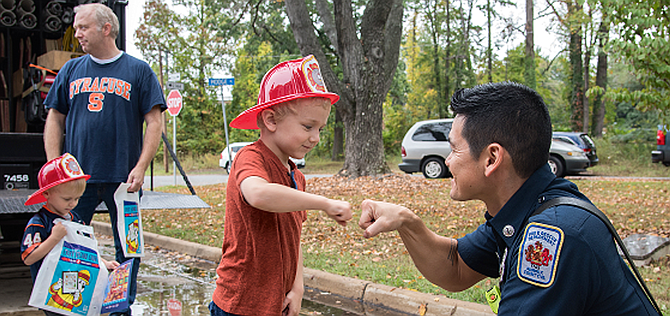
[398,119,454,179]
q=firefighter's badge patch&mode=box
[517,223,564,287]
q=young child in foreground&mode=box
[209,55,353,316]
[22,153,119,316]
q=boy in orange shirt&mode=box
[22,153,119,316]
[210,55,352,316]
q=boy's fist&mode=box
[325,200,352,226]
[52,222,68,240]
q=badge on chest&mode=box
[517,223,564,287]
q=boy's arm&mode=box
[283,247,304,316]
[240,176,352,225]
[22,222,67,266]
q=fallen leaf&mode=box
[419,303,427,316]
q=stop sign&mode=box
[166,90,183,116]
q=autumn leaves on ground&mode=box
[108,174,670,310]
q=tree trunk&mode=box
[285,0,403,177]
[568,1,584,132]
[592,19,609,138]
[487,0,493,83]
[332,108,344,160]
[583,41,590,134]
[524,0,536,89]
[426,2,444,117]
[444,0,452,107]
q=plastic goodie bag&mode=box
[114,183,144,257]
[29,219,108,316]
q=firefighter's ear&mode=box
[483,143,504,177]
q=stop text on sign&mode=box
[166,90,183,116]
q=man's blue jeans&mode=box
[73,182,140,316]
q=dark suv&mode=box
[652,125,670,166]
[552,132,599,166]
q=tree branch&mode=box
[285,0,352,109]
[382,0,404,86]
[314,0,339,54]
[333,0,363,93]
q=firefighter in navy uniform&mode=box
[359,82,660,316]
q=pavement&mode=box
[89,221,494,316]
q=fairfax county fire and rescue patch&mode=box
[517,222,564,287]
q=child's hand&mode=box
[104,259,120,271]
[51,222,68,241]
[282,288,302,316]
[324,199,352,226]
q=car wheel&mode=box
[422,157,448,179]
[548,156,565,177]
[224,163,230,175]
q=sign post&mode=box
[166,90,183,184]
[208,78,235,168]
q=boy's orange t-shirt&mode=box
[212,140,307,315]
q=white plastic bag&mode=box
[114,183,144,258]
[29,219,108,316]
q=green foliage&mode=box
[383,60,413,155]
[605,0,670,117]
[136,0,239,155]
[541,56,573,131]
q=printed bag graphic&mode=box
[101,259,134,314]
[114,183,144,257]
[29,219,108,316]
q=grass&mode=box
[587,137,670,177]
[97,139,670,314]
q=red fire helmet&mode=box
[24,153,91,206]
[229,55,340,129]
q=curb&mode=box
[92,221,494,316]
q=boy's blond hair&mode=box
[48,178,87,195]
[256,97,331,130]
